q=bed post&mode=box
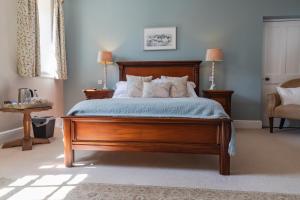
[219,119,231,175]
[63,118,74,167]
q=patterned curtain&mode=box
[53,0,67,80]
[17,0,41,77]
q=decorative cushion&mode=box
[276,87,300,105]
[187,82,198,97]
[113,81,128,98]
[113,79,197,98]
[126,75,152,97]
[142,81,172,98]
[154,78,197,97]
[161,76,188,98]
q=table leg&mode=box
[22,112,32,151]
[22,138,33,151]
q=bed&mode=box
[62,61,233,175]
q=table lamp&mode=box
[205,48,224,90]
[97,51,113,89]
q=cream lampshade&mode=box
[98,51,113,64]
[206,48,224,62]
[97,51,113,89]
[205,48,224,90]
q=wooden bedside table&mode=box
[83,89,114,100]
[203,90,234,116]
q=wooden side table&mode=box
[203,90,234,117]
[0,106,52,151]
[83,89,114,100]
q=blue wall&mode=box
[64,0,300,120]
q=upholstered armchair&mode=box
[267,78,300,133]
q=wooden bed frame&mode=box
[62,61,232,175]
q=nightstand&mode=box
[203,90,234,116]
[83,89,114,100]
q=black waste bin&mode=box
[32,116,56,138]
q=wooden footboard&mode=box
[62,117,231,175]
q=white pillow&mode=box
[113,81,128,98]
[142,81,172,98]
[187,82,198,97]
[113,80,198,98]
[161,76,188,98]
[276,87,300,105]
[126,75,152,97]
[154,78,197,97]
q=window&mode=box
[37,0,58,78]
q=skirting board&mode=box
[0,127,23,144]
[0,118,63,144]
[233,120,263,129]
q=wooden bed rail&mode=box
[63,117,231,175]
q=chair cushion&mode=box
[274,104,300,120]
[276,87,300,105]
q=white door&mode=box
[262,20,300,127]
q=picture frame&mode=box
[144,27,177,50]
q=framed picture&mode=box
[144,27,177,50]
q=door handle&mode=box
[265,77,270,81]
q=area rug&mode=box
[1,178,300,200]
[65,184,300,200]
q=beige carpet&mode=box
[1,177,300,200]
[0,128,300,199]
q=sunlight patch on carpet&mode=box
[0,174,88,200]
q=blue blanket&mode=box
[68,98,236,155]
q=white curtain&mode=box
[53,0,67,80]
[17,0,41,77]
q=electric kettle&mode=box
[18,88,33,104]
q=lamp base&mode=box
[209,83,216,90]
[102,86,108,90]
[103,64,108,90]
[209,61,216,90]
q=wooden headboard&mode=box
[116,61,202,95]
